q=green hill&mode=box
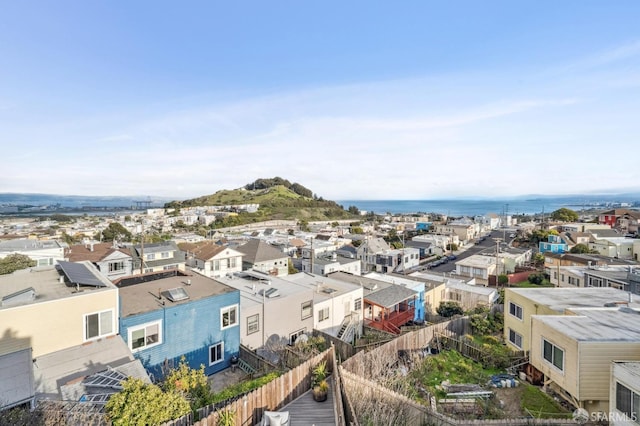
[165,179,356,224]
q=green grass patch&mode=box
[512,280,554,288]
[211,372,280,404]
[410,350,495,399]
[520,383,571,419]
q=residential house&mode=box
[599,209,636,227]
[433,222,477,245]
[180,241,243,278]
[129,241,185,274]
[616,210,640,235]
[302,252,361,276]
[282,273,364,342]
[407,271,496,312]
[374,247,420,274]
[411,234,458,256]
[66,241,133,281]
[214,270,316,350]
[328,271,417,335]
[503,287,640,355]
[366,272,426,322]
[404,239,432,259]
[454,255,498,284]
[530,307,640,412]
[236,239,290,276]
[118,270,240,378]
[610,362,640,425]
[0,261,133,408]
[538,234,568,254]
[559,223,612,233]
[356,237,391,273]
[0,238,66,267]
[589,235,635,260]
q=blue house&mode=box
[364,272,426,323]
[416,222,432,231]
[117,270,240,379]
[539,234,568,254]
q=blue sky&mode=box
[2,1,640,200]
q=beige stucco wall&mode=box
[503,289,558,352]
[579,342,640,402]
[0,288,118,358]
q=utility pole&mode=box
[494,238,502,287]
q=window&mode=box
[509,302,523,320]
[214,260,220,271]
[318,307,329,322]
[147,253,155,260]
[221,304,238,329]
[247,314,259,335]
[616,382,640,421]
[129,321,161,351]
[108,261,125,273]
[161,251,170,259]
[228,257,236,268]
[209,342,224,366]
[301,301,313,319]
[84,310,114,341]
[542,338,564,371]
[354,298,362,311]
[289,328,306,345]
[508,329,523,349]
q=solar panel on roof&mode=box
[167,287,189,302]
[57,261,106,287]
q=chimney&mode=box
[186,279,191,286]
[90,242,94,252]
[59,276,64,284]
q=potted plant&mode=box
[312,379,329,402]
[311,360,329,402]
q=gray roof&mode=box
[508,287,640,312]
[0,239,64,252]
[365,284,418,308]
[34,335,149,401]
[328,271,393,295]
[134,241,180,255]
[535,308,640,342]
[0,262,115,311]
[236,239,287,263]
[118,270,236,317]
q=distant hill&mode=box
[165,178,357,222]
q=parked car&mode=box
[448,255,457,261]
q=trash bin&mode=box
[230,356,239,372]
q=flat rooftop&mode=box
[214,270,313,309]
[534,308,640,341]
[508,287,640,312]
[0,263,115,310]
[281,272,361,302]
[118,270,236,317]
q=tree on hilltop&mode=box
[550,208,579,222]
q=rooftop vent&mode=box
[322,287,337,294]
[264,287,280,298]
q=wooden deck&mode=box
[281,379,337,426]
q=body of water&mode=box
[337,198,634,217]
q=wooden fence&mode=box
[239,345,278,376]
[342,317,469,378]
[313,328,357,363]
[164,347,334,426]
[341,368,578,426]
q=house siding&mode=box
[579,342,640,402]
[530,317,580,400]
[503,289,558,353]
[119,291,240,379]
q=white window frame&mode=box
[108,261,125,273]
[84,309,115,341]
[542,338,564,372]
[247,314,259,335]
[508,328,523,349]
[128,320,162,352]
[508,302,523,320]
[354,297,362,311]
[147,253,156,260]
[209,341,224,366]
[318,307,329,322]
[301,300,313,320]
[289,328,307,345]
[221,304,239,330]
